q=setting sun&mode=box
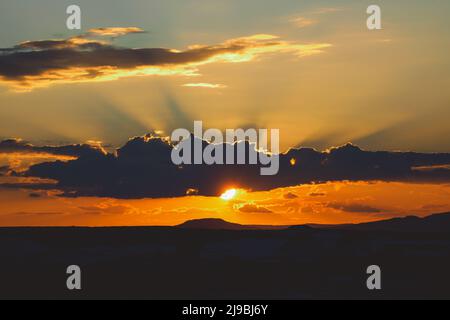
[220,189,237,201]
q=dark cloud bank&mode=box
[0,31,318,89]
[0,138,105,158]
[1,136,450,199]
[0,40,233,79]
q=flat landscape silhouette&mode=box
[1,212,449,299]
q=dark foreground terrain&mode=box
[1,213,450,299]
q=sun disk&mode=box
[220,189,237,200]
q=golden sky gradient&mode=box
[1,1,450,226]
[1,1,449,152]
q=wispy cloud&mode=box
[327,202,382,213]
[86,27,146,37]
[290,7,342,29]
[0,29,331,91]
[311,7,343,15]
[376,38,393,44]
[238,203,273,214]
[183,83,227,89]
[290,17,318,29]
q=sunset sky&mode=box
[1,0,450,226]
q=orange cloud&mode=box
[86,27,145,37]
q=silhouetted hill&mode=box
[178,218,245,230]
[177,218,287,230]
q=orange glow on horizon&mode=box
[0,181,449,227]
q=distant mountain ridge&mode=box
[336,212,450,232]
[177,212,450,232]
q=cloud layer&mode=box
[0,138,105,158]
[0,29,331,90]
[2,135,449,199]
